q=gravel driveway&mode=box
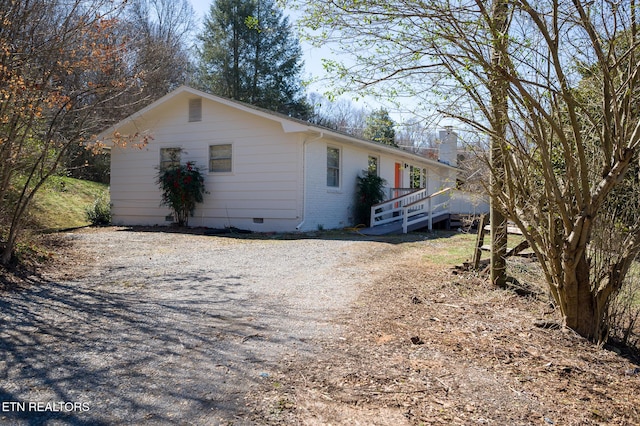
[0,228,394,425]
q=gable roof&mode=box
[98,85,457,170]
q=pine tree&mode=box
[363,108,397,147]
[197,0,310,119]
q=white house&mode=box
[99,86,480,233]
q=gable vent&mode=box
[188,98,202,122]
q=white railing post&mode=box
[370,205,376,228]
[402,206,408,233]
[428,197,433,230]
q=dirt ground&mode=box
[2,227,640,425]
[241,237,640,425]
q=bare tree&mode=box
[293,0,640,342]
[395,119,438,157]
[307,92,368,137]
[487,0,510,289]
[492,0,640,342]
[0,0,146,266]
[63,0,197,183]
[125,0,197,101]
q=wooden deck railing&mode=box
[388,187,417,199]
[370,187,454,233]
[401,187,453,233]
[369,188,429,228]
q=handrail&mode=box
[402,187,454,233]
[379,188,424,205]
[369,188,429,228]
[388,187,416,199]
[404,187,452,207]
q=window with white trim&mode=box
[209,144,232,172]
[326,146,340,187]
[368,155,379,175]
[160,147,181,170]
[409,166,425,188]
[410,165,427,188]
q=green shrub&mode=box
[157,161,206,226]
[354,171,387,226]
[85,195,112,226]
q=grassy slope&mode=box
[29,176,109,230]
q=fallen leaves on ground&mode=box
[248,246,640,426]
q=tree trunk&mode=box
[563,251,599,341]
[1,246,11,267]
[1,221,19,266]
[488,0,510,288]
[490,207,508,287]
[232,4,241,100]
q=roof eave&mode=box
[302,127,458,171]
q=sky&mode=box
[187,0,332,100]
[185,0,451,131]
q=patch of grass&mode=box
[30,176,109,230]
[418,231,478,266]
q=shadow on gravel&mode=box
[0,273,274,425]
[115,224,464,245]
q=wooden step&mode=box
[480,240,531,256]
[473,215,538,269]
[483,225,523,235]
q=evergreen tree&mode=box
[363,108,397,147]
[197,0,310,119]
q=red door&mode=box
[394,163,402,198]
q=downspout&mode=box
[296,132,324,231]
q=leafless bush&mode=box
[607,266,640,348]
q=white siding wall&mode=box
[111,93,303,231]
[298,137,456,231]
[110,89,461,233]
[378,155,398,196]
[300,138,360,231]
